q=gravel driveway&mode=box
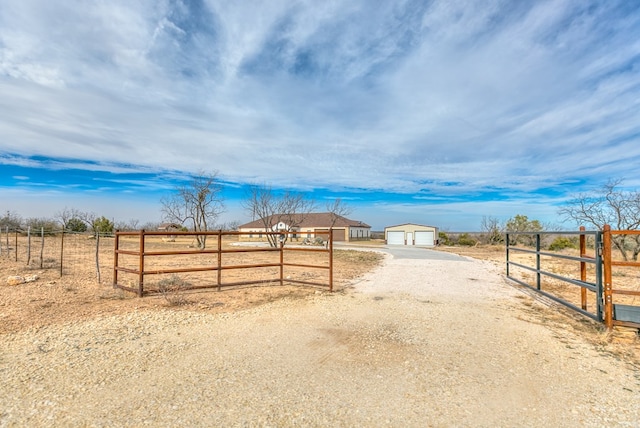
[1,247,639,427]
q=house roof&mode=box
[239,212,370,229]
[158,223,182,230]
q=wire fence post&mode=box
[60,230,65,277]
[535,233,541,290]
[26,226,31,265]
[39,227,45,269]
[95,232,101,283]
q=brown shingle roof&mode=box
[239,212,370,229]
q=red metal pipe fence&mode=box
[113,229,333,297]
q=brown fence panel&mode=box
[113,229,333,297]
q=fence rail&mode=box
[506,226,640,330]
[506,229,603,322]
[113,229,333,297]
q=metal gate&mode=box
[506,226,640,330]
[602,226,640,329]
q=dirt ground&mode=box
[0,246,383,335]
[2,242,640,426]
[1,241,639,364]
[436,244,640,364]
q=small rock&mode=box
[6,275,24,286]
[24,275,39,283]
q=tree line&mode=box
[0,208,143,235]
[159,171,352,249]
[475,179,640,261]
[4,171,640,259]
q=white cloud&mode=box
[0,0,639,228]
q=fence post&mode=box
[113,231,119,288]
[594,230,604,322]
[40,227,45,269]
[536,233,541,290]
[138,229,145,297]
[603,224,613,329]
[95,232,101,283]
[505,233,510,277]
[329,228,333,292]
[26,226,31,265]
[217,229,222,291]
[580,226,587,310]
[279,236,284,286]
[60,230,65,277]
[14,230,18,262]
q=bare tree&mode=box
[0,210,23,230]
[114,219,141,231]
[480,216,504,245]
[55,207,74,228]
[161,171,224,249]
[242,184,316,247]
[326,198,353,228]
[215,220,240,231]
[559,179,640,261]
[55,207,95,231]
[325,198,353,245]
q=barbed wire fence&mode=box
[0,227,115,285]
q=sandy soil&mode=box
[1,245,639,427]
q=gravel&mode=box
[1,251,639,427]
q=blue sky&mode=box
[1,0,639,231]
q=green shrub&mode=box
[457,233,477,247]
[92,216,114,235]
[438,231,452,246]
[66,218,88,232]
[548,236,578,251]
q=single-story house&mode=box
[157,223,183,241]
[384,223,438,246]
[158,223,183,233]
[238,212,371,242]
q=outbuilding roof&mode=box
[384,223,438,229]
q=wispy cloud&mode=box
[0,0,639,228]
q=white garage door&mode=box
[387,231,405,245]
[414,230,435,246]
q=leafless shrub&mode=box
[157,274,191,306]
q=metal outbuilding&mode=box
[384,223,438,246]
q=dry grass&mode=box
[0,235,384,335]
